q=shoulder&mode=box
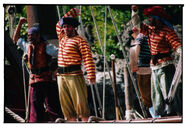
[74,35,86,42]
[17,38,25,45]
[161,25,174,34]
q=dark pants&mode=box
[29,82,62,123]
[137,74,152,109]
[151,64,182,116]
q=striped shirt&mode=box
[140,23,182,65]
[56,9,95,80]
[135,33,151,67]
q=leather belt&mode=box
[31,66,49,74]
[151,52,172,65]
[58,65,81,74]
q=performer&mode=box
[13,18,62,122]
[56,8,96,122]
[131,5,182,117]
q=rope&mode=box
[90,5,113,101]
[90,6,110,117]
[21,54,31,122]
[22,55,28,119]
[5,107,25,123]
[94,83,102,116]
[90,6,124,119]
[107,6,148,118]
[25,86,30,122]
[62,6,66,16]
[102,6,107,119]
[56,6,61,20]
[87,116,104,123]
[90,85,98,117]
[78,6,88,41]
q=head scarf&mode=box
[60,17,80,28]
[28,26,40,34]
[144,6,173,30]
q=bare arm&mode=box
[13,17,27,44]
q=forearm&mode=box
[13,21,22,43]
[131,5,141,30]
[13,17,27,43]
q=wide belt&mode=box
[151,52,172,65]
[58,65,81,74]
[30,66,49,74]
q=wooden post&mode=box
[110,54,120,120]
[26,5,58,40]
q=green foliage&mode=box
[79,5,130,60]
[5,5,182,60]
[5,5,28,39]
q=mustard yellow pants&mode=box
[57,74,90,119]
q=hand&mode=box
[130,64,139,72]
[23,54,28,61]
[132,26,139,33]
[88,78,96,85]
[132,27,139,39]
[73,8,80,16]
[19,17,27,24]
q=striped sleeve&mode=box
[56,21,63,40]
[166,29,182,51]
[62,8,80,18]
[78,37,96,80]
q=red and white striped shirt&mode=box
[56,8,95,80]
[140,23,182,65]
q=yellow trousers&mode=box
[57,74,90,119]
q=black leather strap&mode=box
[31,66,49,74]
[151,52,172,65]
[58,65,81,74]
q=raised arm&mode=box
[62,8,80,18]
[131,5,140,27]
[13,17,27,44]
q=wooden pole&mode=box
[110,54,119,120]
[26,5,58,40]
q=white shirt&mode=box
[17,38,58,57]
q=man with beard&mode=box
[56,8,96,122]
[13,18,62,122]
[131,5,182,117]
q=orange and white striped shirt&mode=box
[140,23,182,65]
[56,8,95,80]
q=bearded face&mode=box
[28,33,40,44]
[147,16,156,26]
